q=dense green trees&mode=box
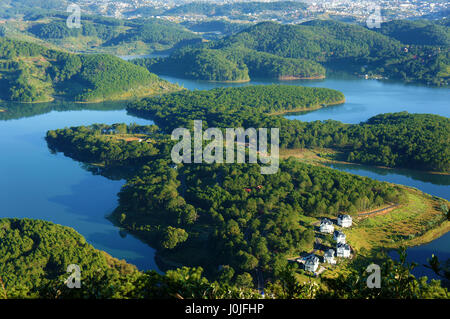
[319,249,448,299]
[0,37,179,102]
[1,218,447,299]
[46,124,165,165]
[25,15,200,54]
[148,19,449,86]
[137,48,251,82]
[29,20,118,41]
[127,85,344,130]
[376,20,449,46]
[136,46,326,81]
[127,86,449,172]
[0,218,137,298]
[346,113,450,172]
[107,18,199,47]
[46,122,403,280]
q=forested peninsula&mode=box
[44,121,449,295]
[0,37,180,103]
[135,19,449,86]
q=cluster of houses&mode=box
[301,214,353,274]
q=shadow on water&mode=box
[45,166,159,271]
[0,100,127,121]
[327,163,450,200]
[329,163,450,186]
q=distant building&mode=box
[319,218,334,233]
[337,214,352,228]
[334,230,346,244]
[336,243,351,258]
[324,249,336,264]
[304,254,320,273]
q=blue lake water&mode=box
[0,75,448,279]
[159,74,450,124]
[0,108,159,271]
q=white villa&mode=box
[304,254,320,273]
[319,218,334,233]
[337,214,352,228]
[324,249,336,264]
[336,243,351,258]
[333,230,346,244]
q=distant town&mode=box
[72,0,449,24]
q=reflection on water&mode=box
[0,100,126,121]
[328,163,450,200]
[156,74,450,124]
[0,107,159,271]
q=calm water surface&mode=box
[160,74,450,123]
[0,108,159,271]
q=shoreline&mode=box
[280,147,450,177]
[0,86,182,105]
[278,75,326,81]
[180,74,327,84]
[268,98,346,116]
[406,220,450,248]
[325,160,450,176]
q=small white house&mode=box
[304,254,320,273]
[336,243,351,258]
[333,230,346,244]
[337,214,352,228]
[324,249,336,264]
[319,218,334,233]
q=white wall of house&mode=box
[320,224,334,233]
[338,216,352,228]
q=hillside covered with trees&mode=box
[2,12,201,55]
[145,19,449,86]
[0,37,179,102]
[2,218,447,299]
[46,123,404,278]
[44,121,449,294]
[134,46,326,82]
[376,20,450,46]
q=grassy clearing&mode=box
[345,188,448,252]
[100,133,153,143]
[280,147,347,165]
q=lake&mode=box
[0,107,160,271]
[0,74,448,279]
[158,74,450,123]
